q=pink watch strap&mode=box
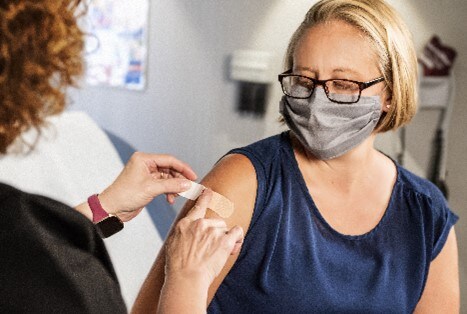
[88,194,109,223]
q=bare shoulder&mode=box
[199,153,258,304]
[175,152,257,240]
[202,153,256,187]
[131,153,258,313]
[202,153,257,225]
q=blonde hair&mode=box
[284,0,418,132]
[0,0,84,154]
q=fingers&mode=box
[166,193,176,204]
[231,242,243,255]
[186,189,213,221]
[143,153,198,181]
[226,225,244,255]
[149,177,193,196]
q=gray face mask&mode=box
[279,88,382,160]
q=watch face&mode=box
[96,215,124,238]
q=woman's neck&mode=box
[292,133,382,192]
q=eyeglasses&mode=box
[278,69,385,104]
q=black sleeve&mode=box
[0,183,127,314]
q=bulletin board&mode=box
[84,0,149,90]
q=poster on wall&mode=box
[84,0,149,90]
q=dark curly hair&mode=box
[0,0,84,153]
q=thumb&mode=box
[186,189,213,221]
[149,178,192,196]
[226,225,244,255]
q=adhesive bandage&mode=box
[178,181,234,218]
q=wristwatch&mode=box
[87,194,124,238]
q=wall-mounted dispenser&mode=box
[230,50,274,117]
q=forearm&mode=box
[73,190,117,222]
[74,201,93,221]
[158,275,210,314]
[132,250,167,314]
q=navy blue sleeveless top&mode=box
[207,132,458,314]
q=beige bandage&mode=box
[178,181,234,218]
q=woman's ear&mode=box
[382,90,392,113]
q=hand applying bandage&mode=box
[178,181,235,218]
[159,189,244,314]
[75,152,197,223]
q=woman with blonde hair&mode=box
[134,0,459,312]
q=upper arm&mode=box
[200,154,257,303]
[414,227,459,313]
[131,153,257,313]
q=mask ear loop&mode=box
[377,84,405,165]
[374,83,392,135]
[378,83,392,112]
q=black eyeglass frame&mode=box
[278,69,385,104]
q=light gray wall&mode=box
[401,1,467,311]
[70,0,284,179]
[70,0,467,310]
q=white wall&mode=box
[70,0,283,179]
[393,1,467,311]
[70,0,467,310]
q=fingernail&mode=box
[181,179,192,189]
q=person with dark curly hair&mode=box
[0,1,243,313]
[0,0,83,153]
